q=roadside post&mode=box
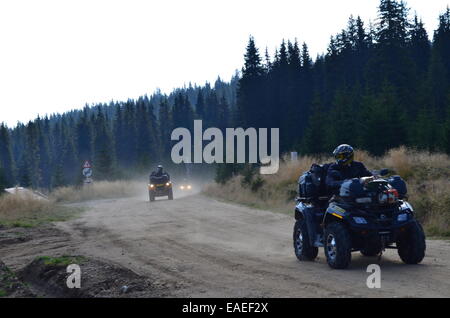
[290,152,298,161]
[82,161,93,186]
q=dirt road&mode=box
[2,192,450,297]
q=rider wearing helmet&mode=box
[326,144,372,194]
[303,145,372,247]
[150,165,170,180]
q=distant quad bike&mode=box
[178,178,193,192]
[293,165,426,269]
[148,174,173,202]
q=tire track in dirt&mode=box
[4,194,450,297]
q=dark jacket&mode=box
[326,161,372,194]
[150,171,170,183]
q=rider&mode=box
[326,144,373,195]
[305,144,373,247]
[150,165,170,181]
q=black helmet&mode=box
[333,144,354,166]
[157,165,163,173]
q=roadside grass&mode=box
[204,147,450,237]
[36,255,87,267]
[0,179,143,228]
[0,193,83,228]
[50,180,142,203]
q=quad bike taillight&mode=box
[378,189,399,205]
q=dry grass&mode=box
[0,180,144,227]
[409,179,450,237]
[204,147,450,237]
[0,194,78,227]
[50,180,142,203]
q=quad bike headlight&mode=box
[149,184,154,188]
[166,182,170,186]
[180,185,185,190]
[187,185,192,190]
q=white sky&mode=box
[0,0,449,128]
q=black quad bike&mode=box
[293,166,426,269]
[148,174,174,202]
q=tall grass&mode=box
[0,193,77,227]
[50,180,142,203]
[0,180,144,227]
[204,147,450,237]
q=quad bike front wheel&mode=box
[149,190,155,202]
[324,222,352,269]
[397,220,426,264]
[168,188,173,200]
[293,219,318,261]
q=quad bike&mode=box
[294,168,426,269]
[178,178,193,192]
[148,174,173,201]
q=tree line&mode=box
[0,78,238,190]
[237,0,450,157]
[1,0,449,191]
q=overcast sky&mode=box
[1,0,449,128]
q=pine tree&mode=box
[236,36,266,128]
[299,42,314,129]
[173,93,194,131]
[409,15,431,76]
[93,108,115,180]
[301,94,329,155]
[158,97,172,157]
[204,91,219,128]
[122,100,138,167]
[270,40,291,150]
[217,95,230,131]
[327,88,360,150]
[60,123,79,185]
[0,123,15,187]
[195,89,205,119]
[51,163,65,189]
[36,117,52,188]
[443,94,450,153]
[364,0,417,117]
[360,82,408,155]
[428,7,450,116]
[433,7,450,80]
[24,121,42,189]
[17,156,31,188]
[76,106,93,164]
[136,97,155,168]
[412,106,442,151]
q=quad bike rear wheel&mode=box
[293,219,318,261]
[149,191,155,202]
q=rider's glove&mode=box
[361,176,375,185]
